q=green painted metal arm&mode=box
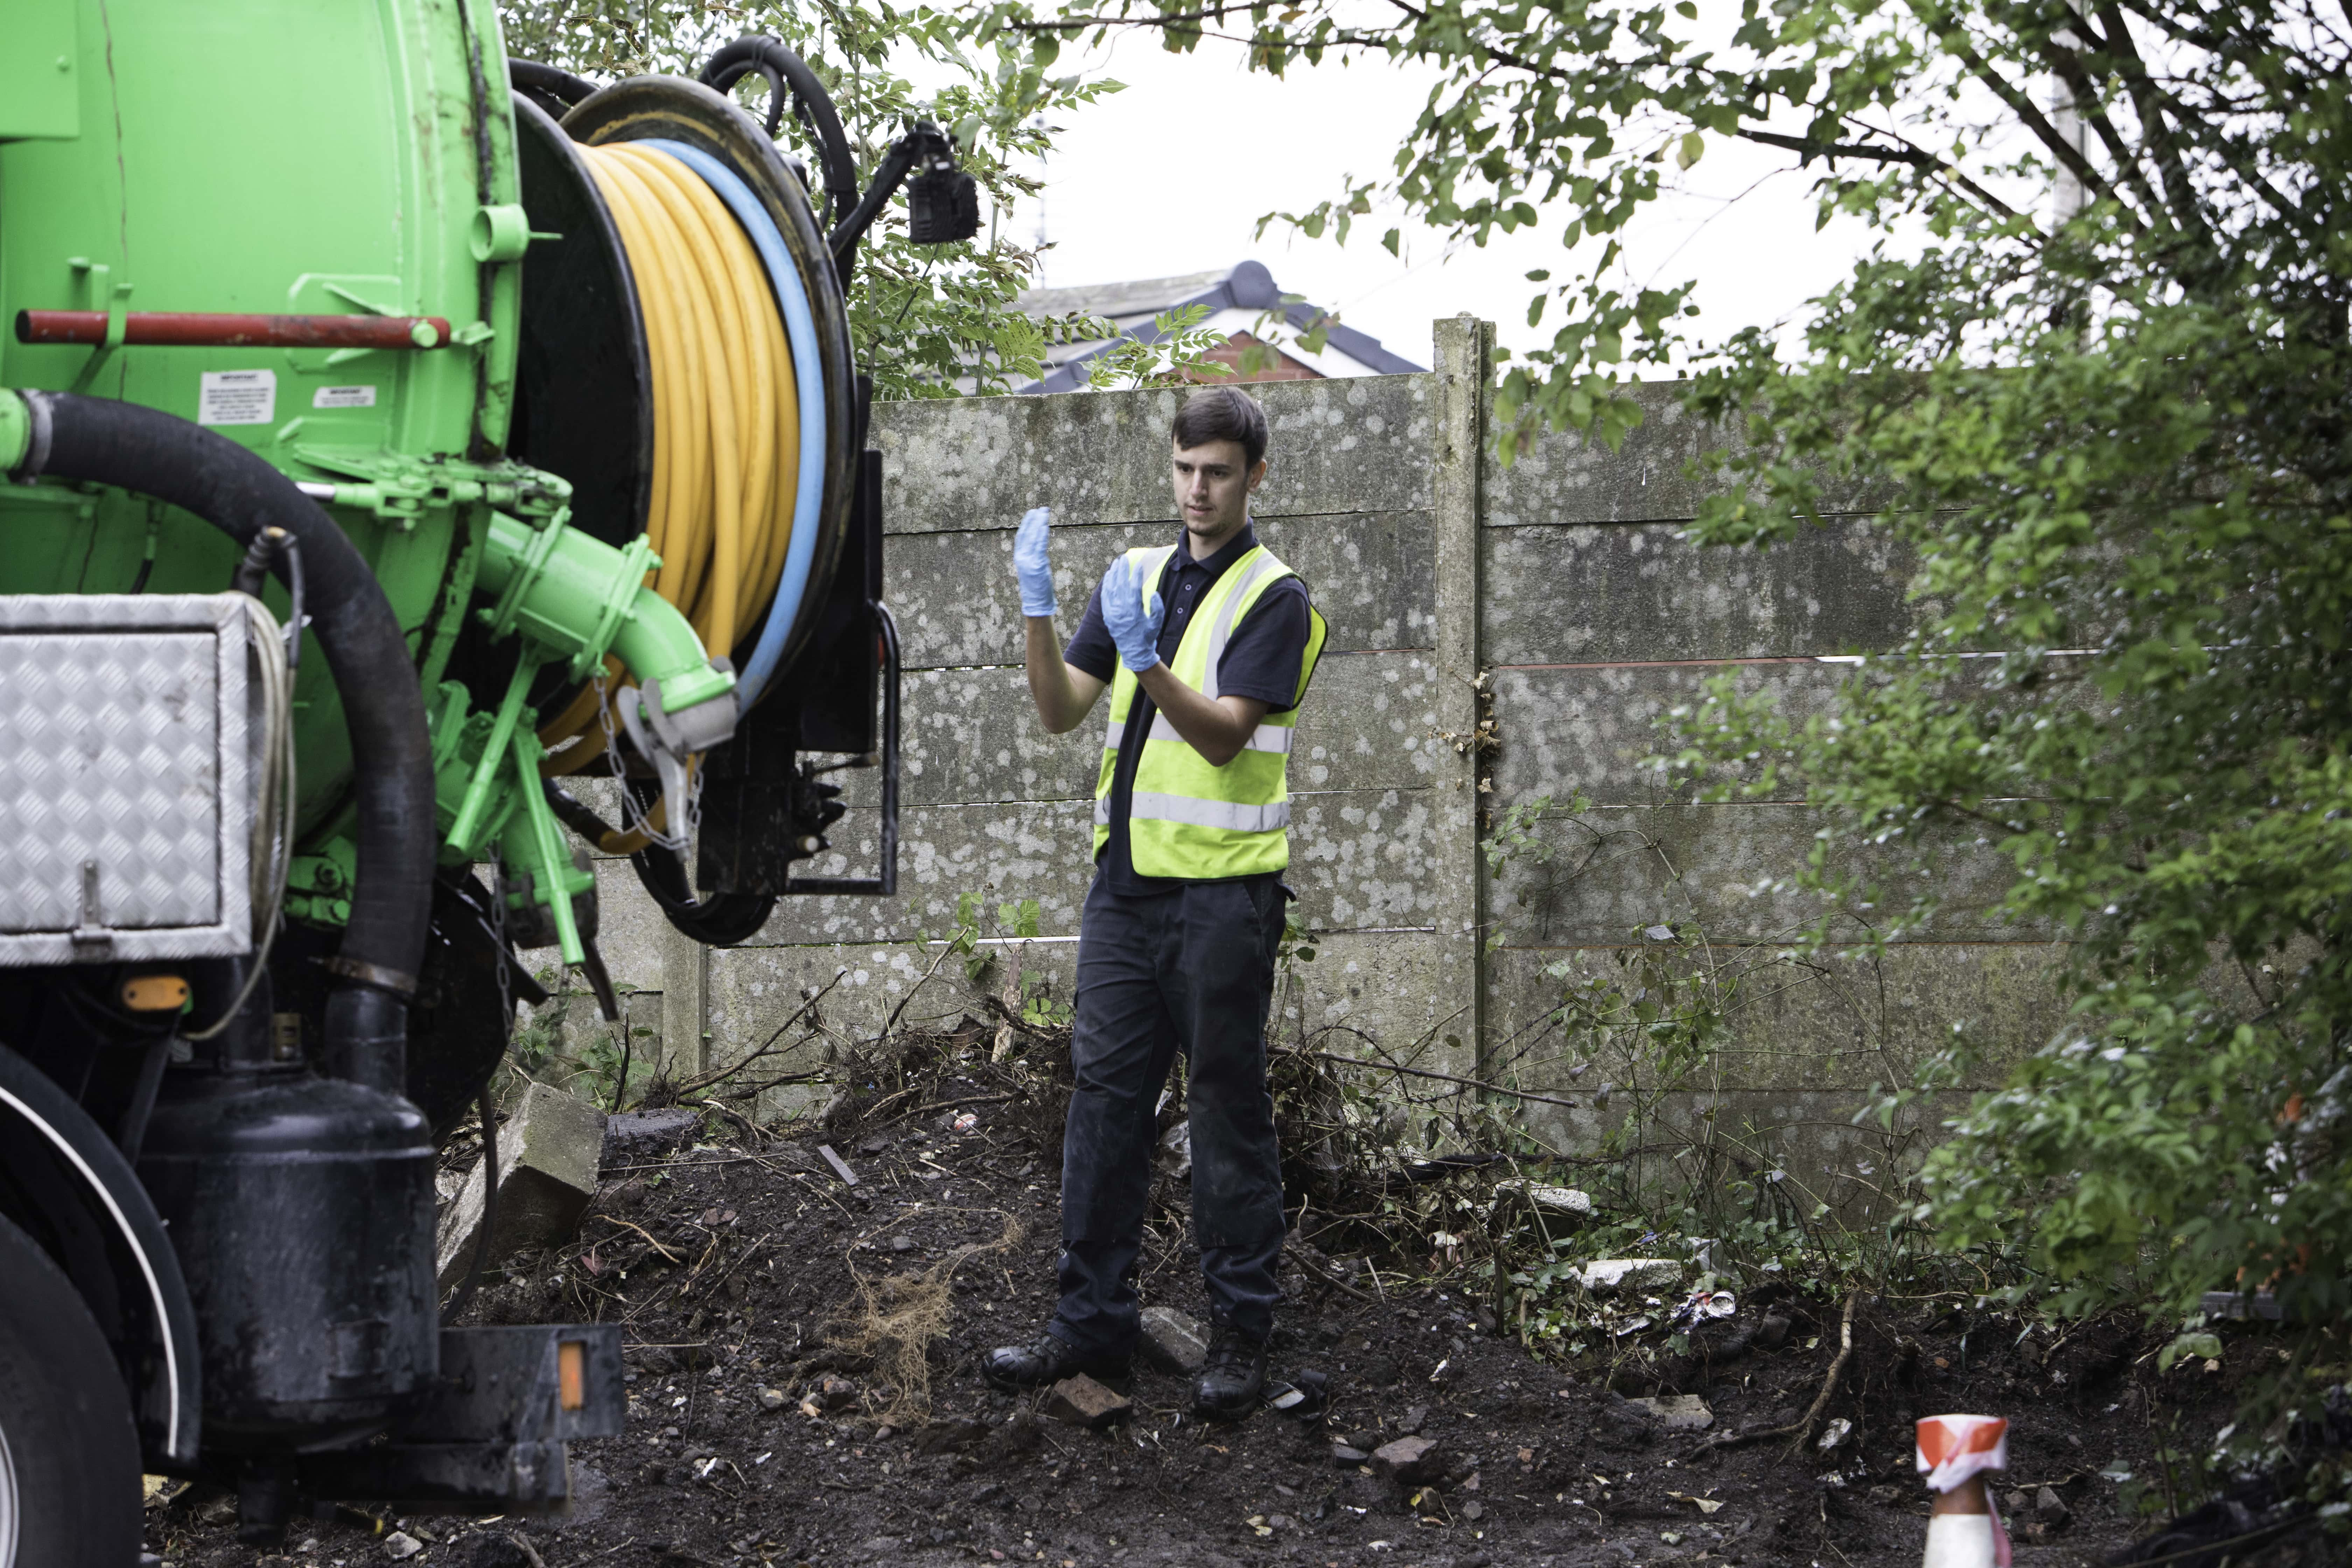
[496,728,594,964]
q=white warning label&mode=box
[312,384,379,410]
[198,370,276,427]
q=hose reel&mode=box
[506,42,971,940]
[511,72,858,709]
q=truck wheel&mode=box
[0,1210,142,1566]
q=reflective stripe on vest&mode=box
[1145,714,1296,754]
[1091,541,1326,879]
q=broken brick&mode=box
[1372,1435,1444,1485]
[1139,1305,1209,1375]
[1044,1373,1130,1429]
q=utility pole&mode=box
[2050,29,2089,225]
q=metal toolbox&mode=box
[0,593,255,963]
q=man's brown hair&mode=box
[1172,385,1269,470]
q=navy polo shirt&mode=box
[1064,523,1313,894]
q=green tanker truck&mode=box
[0,1,965,1556]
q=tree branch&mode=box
[671,971,844,1097]
[1927,14,2143,235]
[2035,27,2170,224]
[1734,127,2017,219]
[2092,2,2318,245]
[1738,128,1930,166]
[1278,1045,1584,1112]
[1015,0,2024,230]
[997,4,1243,31]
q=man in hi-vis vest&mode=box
[988,386,1327,1419]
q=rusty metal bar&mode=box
[14,310,452,350]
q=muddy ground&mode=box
[154,1046,2312,1568]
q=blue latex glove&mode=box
[1098,553,1166,673]
[1013,506,1057,618]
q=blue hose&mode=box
[639,137,826,711]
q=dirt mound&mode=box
[148,1046,2283,1568]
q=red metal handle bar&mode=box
[14,310,453,350]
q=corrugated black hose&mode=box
[11,390,435,1094]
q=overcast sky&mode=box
[1005,30,1906,373]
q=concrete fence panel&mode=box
[525,318,2062,1161]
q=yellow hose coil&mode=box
[536,139,801,850]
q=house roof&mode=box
[1010,259,1423,393]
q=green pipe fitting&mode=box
[0,391,30,473]
[475,509,734,711]
[469,203,533,264]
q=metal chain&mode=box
[683,746,706,850]
[593,672,668,846]
[594,673,658,841]
[490,853,512,1040]
[593,670,698,857]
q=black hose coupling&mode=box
[229,526,307,673]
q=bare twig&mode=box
[552,1538,636,1568]
[465,1533,548,1568]
[684,1097,768,1145]
[1279,1047,1582,1112]
[980,991,1058,1040]
[873,1091,1021,1129]
[672,971,844,1097]
[880,940,965,1043]
[1290,1244,1379,1305]
[598,1215,684,1264]
[1687,1291,1858,1459]
[690,1234,771,1304]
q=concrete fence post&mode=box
[1431,315,1494,1082]
[662,923,709,1080]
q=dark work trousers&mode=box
[1048,871,1288,1354]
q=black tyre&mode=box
[0,1209,142,1566]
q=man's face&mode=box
[1171,438,1267,546]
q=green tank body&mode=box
[0,2,936,1536]
[0,0,771,957]
[2,0,513,829]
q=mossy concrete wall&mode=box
[521,317,2068,1173]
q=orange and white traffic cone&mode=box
[1916,1413,2011,1568]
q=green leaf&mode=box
[2157,1332,2224,1373]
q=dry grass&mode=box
[825,1212,1025,1424]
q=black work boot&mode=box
[1192,1323,1269,1419]
[984,1332,1134,1393]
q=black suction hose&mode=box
[699,37,861,233]
[824,136,922,275]
[14,391,435,1095]
[544,779,777,945]
[508,58,599,114]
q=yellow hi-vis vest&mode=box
[1092,541,1328,879]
